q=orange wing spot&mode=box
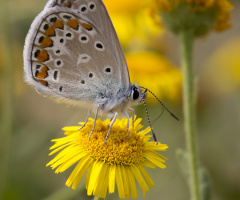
[64,1,72,8]
[67,19,79,30]
[45,26,55,36]
[36,66,49,79]
[41,37,53,48]
[82,23,93,31]
[37,50,49,62]
[53,20,64,29]
[39,80,48,86]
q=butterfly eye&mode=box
[132,87,140,100]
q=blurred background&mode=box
[0,0,239,199]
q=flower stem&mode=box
[180,31,200,200]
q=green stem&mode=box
[180,31,200,200]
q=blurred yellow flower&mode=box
[152,0,233,36]
[126,51,182,103]
[103,0,162,47]
[202,37,240,94]
[47,118,168,199]
[102,1,182,103]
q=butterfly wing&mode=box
[24,7,129,104]
[45,0,130,87]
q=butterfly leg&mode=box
[104,112,118,144]
[88,105,99,139]
[78,108,91,131]
[128,108,135,129]
[122,110,130,141]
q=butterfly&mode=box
[24,0,178,144]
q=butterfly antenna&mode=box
[140,86,179,121]
[142,90,158,144]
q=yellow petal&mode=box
[116,165,125,198]
[121,165,130,199]
[108,164,116,193]
[100,165,110,199]
[57,151,87,173]
[131,165,149,197]
[144,151,166,169]
[139,164,154,187]
[66,155,92,188]
[87,161,104,196]
[126,166,137,198]
[94,162,107,197]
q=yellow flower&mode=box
[152,0,233,36]
[47,118,168,199]
[202,37,240,94]
[103,0,162,47]
[126,51,182,103]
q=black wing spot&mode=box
[59,86,63,92]
[38,36,44,43]
[36,65,41,69]
[81,36,87,41]
[56,49,60,54]
[50,17,57,23]
[34,50,40,58]
[81,6,87,12]
[60,38,64,43]
[89,4,95,10]
[63,15,71,19]
[56,60,61,66]
[96,43,103,49]
[54,71,58,80]
[66,33,72,37]
[81,80,85,84]
[43,24,49,30]
[89,73,93,78]
[105,67,111,73]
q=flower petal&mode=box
[65,155,92,189]
[138,164,154,187]
[131,165,149,197]
[126,165,137,198]
[87,161,104,196]
[116,165,125,198]
[144,151,166,169]
[121,165,130,199]
[100,165,110,199]
[108,164,116,193]
[56,151,87,173]
[94,162,108,197]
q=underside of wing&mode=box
[45,0,130,87]
[24,8,124,103]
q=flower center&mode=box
[76,119,146,165]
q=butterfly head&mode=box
[130,83,146,105]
